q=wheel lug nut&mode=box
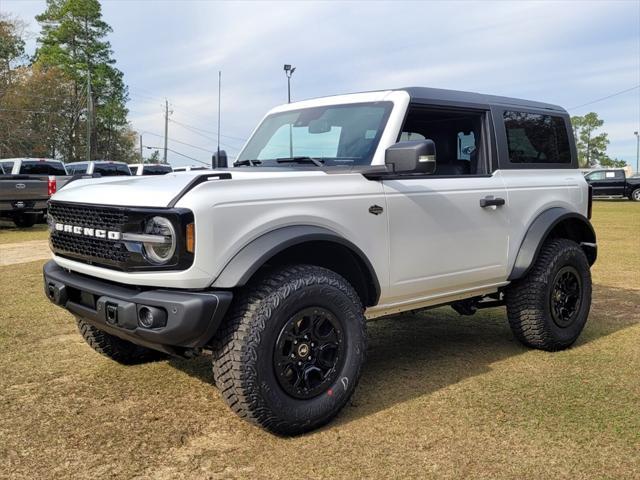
[298,361,302,366]
[294,340,297,344]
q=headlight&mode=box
[142,216,176,264]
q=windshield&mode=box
[236,102,393,167]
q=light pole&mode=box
[635,131,639,175]
[283,64,296,158]
[283,64,295,103]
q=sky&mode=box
[3,0,640,168]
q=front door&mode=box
[383,174,509,303]
[382,105,510,305]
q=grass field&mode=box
[1,201,638,479]
[0,220,49,243]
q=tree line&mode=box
[0,0,139,163]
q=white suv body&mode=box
[44,87,596,434]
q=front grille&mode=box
[50,233,130,263]
[48,202,128,230]
[47,201,194,272]
[48,202,131,268]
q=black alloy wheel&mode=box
[274,307,346,399]
[549,266,582,328]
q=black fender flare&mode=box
[508,207,597,281]
[211,225,381,303]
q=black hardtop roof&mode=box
[399,86,566,113]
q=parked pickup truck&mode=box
[0,174,54,227]
[0,158,71,227]
[43,87,597,435]
[584,168,640,201]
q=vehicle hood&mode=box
[51,169,327,207]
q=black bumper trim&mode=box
[43,260,232,353]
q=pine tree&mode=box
[34,0,131,162]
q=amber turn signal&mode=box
[186,223,195,253]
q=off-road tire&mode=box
[212,265,367,435]
[76,318,164,364]
[13,213,38,228]
[506,238,592,351]
[630,188,640,202]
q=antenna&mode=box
[217,70,221,160]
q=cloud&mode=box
[4,0,639,166]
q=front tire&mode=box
[505,239,592,351]
[630,188,640,202]
[212,265,367,435]
[76,319,164,364]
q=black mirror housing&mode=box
[385,140,436,174]
[212,150,228,169]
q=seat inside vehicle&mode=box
[400,108,485,175]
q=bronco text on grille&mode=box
[48,202,130,267]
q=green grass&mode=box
[0,220,49,244]
[0,201,638,479]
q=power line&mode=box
[142,144,207,165]
[169,118,247,143]
[141,130,215,153]
[568,84,640,110]
[168,119,241,151]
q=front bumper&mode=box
[43,260,232,355]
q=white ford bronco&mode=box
[43,87,597,435]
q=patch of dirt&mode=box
[0,239,51,266]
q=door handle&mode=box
[480,196,505,208]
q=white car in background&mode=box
[66,160,132,176]
[129,163,173,175]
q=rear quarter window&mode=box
[503,111,571,165]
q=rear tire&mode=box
[630,188,640,202]
[13,213,38,228]
[76,319,164,364]
[505,239,592,351]
[212,265,367,435]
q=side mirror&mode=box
[212,150,228,169]
[385,140,436,174]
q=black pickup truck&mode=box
[584,169,640,201]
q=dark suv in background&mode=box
[584,169,640,201]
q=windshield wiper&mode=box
[233,159,261,166]
[276,156,325,167]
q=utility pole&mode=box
[635,131,639,175]
[139,134,143,162]
[163,99,169,164]
[217,70,221,160]
[86,70,92,162]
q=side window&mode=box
[398,106,487,175]
[504,111,571,164]
[605,171,616,179]
[613,170,624,179]
[587,171,605,181]
[130,166,139,175]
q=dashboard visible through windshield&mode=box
[235,102,393,167]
